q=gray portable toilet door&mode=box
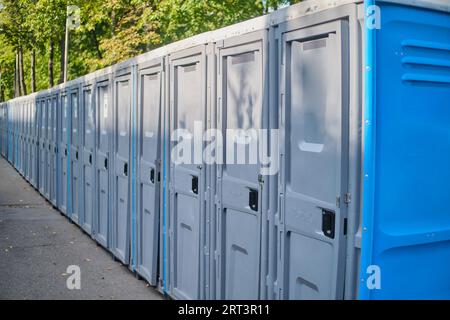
[279,21,349,300]
[23,103,26,177]
[17,104,20,171]
[96,82,111,248]
[137,62,163,285]
[70,91,81,224]
[31,102,37,187]
[22,104,26,175]
[23,103,27,179]
[169,47,207,300]
[39,100,46,194]
[27,103,31,180]
[60,94,69,215]
[51,96,58,205]
[43,100,49,197]
[83,88,95,235]
[216,37,266,300]
[113,74,132,264]
[46,98,52,199]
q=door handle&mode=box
[249,189,258,212]
[322,209,335,239]
[104,158,108,170]
[64,148,67,156]
[192,176,198,194]
[123,163,128,176]
[150,168,155,184]
[89,154,92,165]
[75,151,78,160]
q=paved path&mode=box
[0,157,163,300]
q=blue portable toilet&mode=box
[360,0,450,299]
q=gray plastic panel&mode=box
[112,72,132,264]
[70,89,81,225]
[51,96,58,206]
[27,102,31,181]
[95,81,112,248]
[169,46,207,300]
[82,87,95,235]
[278,20,349,300]
[23,102,28,180]
[31,101,38,188]
[215,33,268,300]
[136,59,164,285]
[45,97,51,200]
[39,100,46,195]
[59,94,69,215]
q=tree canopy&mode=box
[0,0,301,101]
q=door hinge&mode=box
[344,193,351,205]
[258,174,264,184]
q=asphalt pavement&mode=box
[0,156,164,300]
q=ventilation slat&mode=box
[402,73,450,84]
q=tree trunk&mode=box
[48,40,54,88]
[15,52,20,97]
[19,49,27,96]
[31,50,36,93]
[58,36,65,84]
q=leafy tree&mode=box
[26,0,67,86]
[0,0,303,100]
[0,0,33,96]
[0,35,15,101]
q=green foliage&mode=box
[0,35,15,99]
[0,0,300,101]
[153,0,265,44]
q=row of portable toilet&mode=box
[2,0,449,300]
[0,0,372,300]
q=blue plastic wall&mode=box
[360,1,450,299]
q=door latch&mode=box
[322,209,335,239]
[150,168,155,184]
[249,189,258,212]
[123,163,128,176]
[192,176,199,194]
